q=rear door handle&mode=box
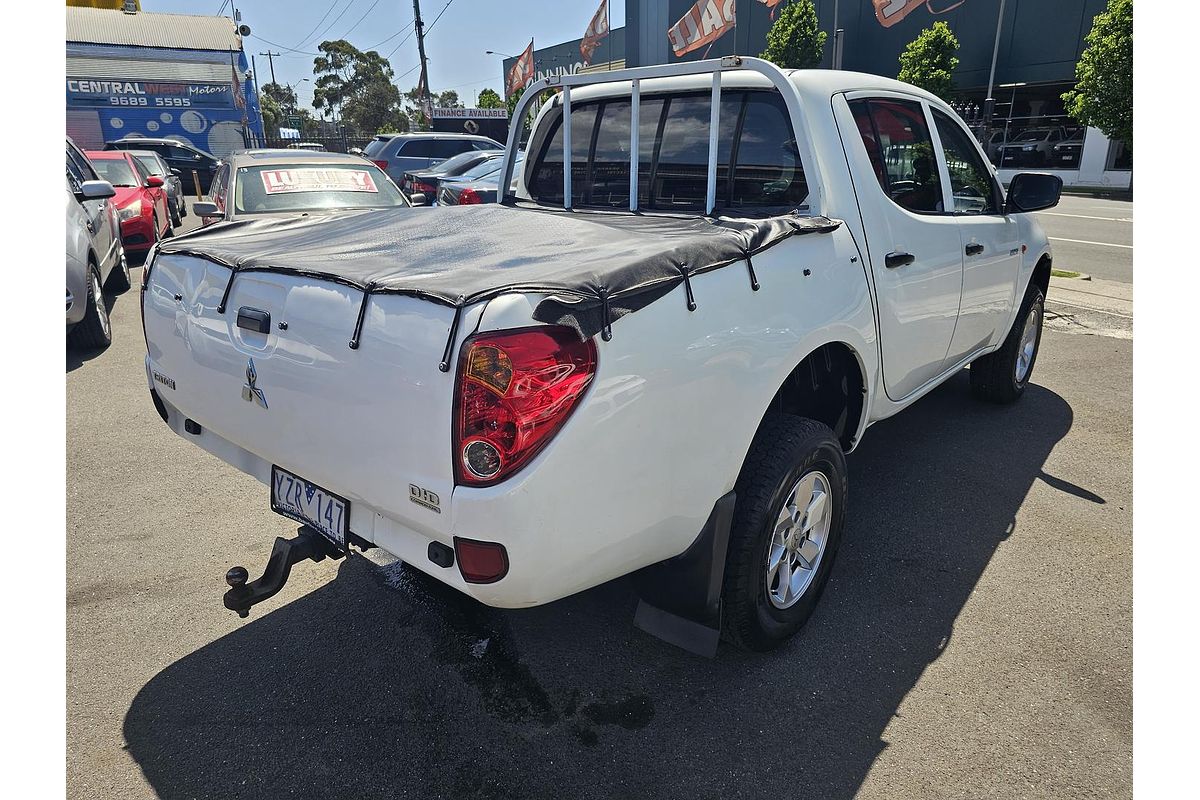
[885,251,915,269]
[965,243,985,256]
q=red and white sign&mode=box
[873,0,966,29]
[668,0,737,59]
[506,39,536,97]
[260,169,379,195]
[580,0,610,66]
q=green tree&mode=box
[312,39,406,133]
[436,90,462,108]
[1062,0,1132,147]
[760,0,826,70]
[897,21,960,101]
[477,88,503,109]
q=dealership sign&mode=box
[431,107,508,119]
[66,78,236,109]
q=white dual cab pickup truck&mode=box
[141,58,1061,656]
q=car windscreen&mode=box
[1013,131,1050,142]
[232,163,406,214]
[132,155,166,177]
[91,158,139,187]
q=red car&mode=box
[85,151,172,256]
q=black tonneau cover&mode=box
[157,203,839,356]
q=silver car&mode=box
[362,133,503,187]
[66,138,128,350]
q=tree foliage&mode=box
[477,88,503,109]
[312,39,406,133]
[897,21,960,101]
[1062,0,1132,147]
[260,82,314,134]
[761,0,826,70]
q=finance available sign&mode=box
[66,78,236,109]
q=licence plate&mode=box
[1061,155,1073,161]
[270,465,348,549]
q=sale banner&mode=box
[260,169,379,195]
[667,0,737,58]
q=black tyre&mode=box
[105,246,131,294]
[161,210,174,239]
[68,266,112,350]
[170,200,182,228]
[721,414,847,651]
[179,196,188,218]
[970,282,1045,403]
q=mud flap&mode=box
[631,491,736,658]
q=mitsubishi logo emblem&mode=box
[241,358,268,408]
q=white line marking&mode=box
[1037,211,1133,222]
[1049,236,1133,250]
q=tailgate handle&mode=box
[236,306,271,334]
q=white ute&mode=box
[141,59,1061,656]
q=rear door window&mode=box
[396,139,435,159]
[850,98,943,214]
[432,139,473,159]
[728,93,806,208]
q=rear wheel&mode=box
[170,197,182,227]
[721,414,847,651]
[970,283,1045,403]
[68,266,112,350]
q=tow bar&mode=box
[223,526,344,618]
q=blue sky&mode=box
[144,1,625,111]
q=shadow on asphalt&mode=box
[66,295,123,374]
[123,372,1083,799]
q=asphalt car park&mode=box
[67,204,1131,797]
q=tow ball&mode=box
[223,526,344,618]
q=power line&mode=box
[290,4,342,52]
[341,0,384,40]
[364,21,414,53]
[305,0,361,50]
[424,0,455,36]
[249,34,322,57]
[383,27,418,60]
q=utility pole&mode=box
[412,0,432,126]
[982,0,1008,142]
[258,50,280,85]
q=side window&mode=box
[853,98,943,214]
[432,140,471,159]
[931,109,999,214]
[398,140,435,159]
[849,101,888,191]
[66,148,86,191]
[729,92,807,208]
[473,140,499,151]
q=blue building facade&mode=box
[66,8,263,158]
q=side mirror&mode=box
[409,193,427,207]
[1004,172,1063,214]
[78,180,116,200]
[146,175,165,188]
[193,201,220,218]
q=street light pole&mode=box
[982,0,1008,141]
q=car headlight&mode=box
[1022,145,1035,151]
[118,200,143,221]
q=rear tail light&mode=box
[454,326,597,486]
[372,159,388,170]
[458,187,482,205]
[454,537,509,583]
[416,181,436,194]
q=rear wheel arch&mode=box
[761,341,867,453]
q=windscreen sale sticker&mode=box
[260,169,378,194]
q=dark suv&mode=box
[105,137,220,194]
[363,133,502,187]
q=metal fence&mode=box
[257,132,376,154]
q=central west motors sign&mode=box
[66,78,235,108]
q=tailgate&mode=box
[143,252,461,536]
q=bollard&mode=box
[192,169,202,200]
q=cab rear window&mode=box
[525,90,807,212]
